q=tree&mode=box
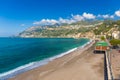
[101,36,105,41]
[110,39,120,46]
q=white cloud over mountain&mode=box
[82,12,96,19]
[102,15,110,18]
[33,10,120,25]
[59,17,75,24]
[33,12,95,25]
[115,10,120,17]
[110,15,114,18]
[97,14,114,19]
[20,24,25,27]
[71,14,84,21]
[33,19,58,25]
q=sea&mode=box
[0,38,90,79]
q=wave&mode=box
[0,59,49,80]
[49,48,77,61]
[0,40,92,80]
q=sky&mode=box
[0,0,120,36]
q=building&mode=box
[112,31,120,39]
[94,41,109,53]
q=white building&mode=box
[112,31,120,39]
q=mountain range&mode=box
[18,19,120,39]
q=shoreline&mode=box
[9,39,104,80]
[0,39,91,80]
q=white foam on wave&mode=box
[0,39,92,80]
[0,59,49,80]
[0,47,78,80]
[49,48,77,61]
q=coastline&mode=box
[0,38,90,80]
[9,40,104,80]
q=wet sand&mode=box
[9,41,104,80]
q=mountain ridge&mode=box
[18,20,103,38]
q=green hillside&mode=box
[18,20,120,38]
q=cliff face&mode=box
[18,21,102,38]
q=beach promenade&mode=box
[110,49,120,79]
[9,41,104,80]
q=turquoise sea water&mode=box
[0,38,89,79]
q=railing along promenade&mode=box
[105,51,114,80]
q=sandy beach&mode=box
[9,41,104,80]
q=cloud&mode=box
[110,15,114,18]
[102,15,109,18]
[33,10,120,26]
[59,17,76,24]
[82,12,96,19]
[58,14,85,24]
[20,24,25,27]
[33,13,95,25]
[59,18,69,24]
[115,10,120,17]
[97,14,114,19]
[72,14,84,21]
[33,15,84,25]
[33,19,58,25]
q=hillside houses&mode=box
[112,31,120,39]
